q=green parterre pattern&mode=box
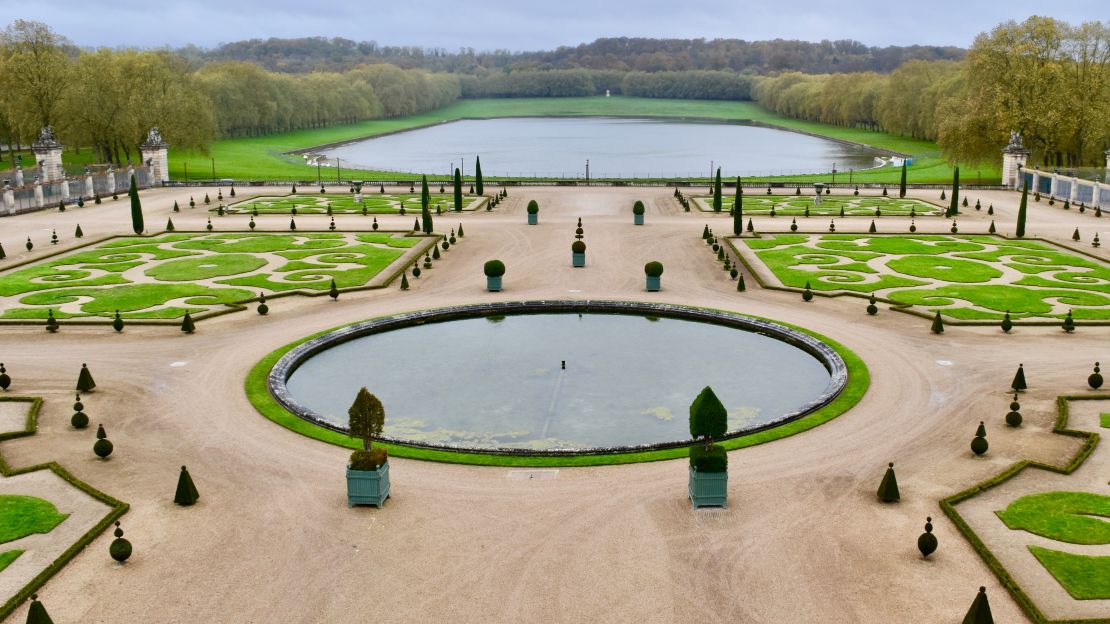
[221,192,485,215]
[0,232,423,320]
[697,194,945,217]
[743,234,1110,321]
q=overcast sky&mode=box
[5,1,1105,51]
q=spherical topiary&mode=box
[109,522,132,562]
[571,240,586,253]
[93,425,113,458]
[632,201,645,215]
[526,200,539,214]
[1089,362,1103,389]
[917,517,938,558]
[1001,311,1013,333]
[971,435,988,456]
[71,409,89,429]
[112,311,124,333]
[802,281,813,302]
[0,364,8,391]
[257,293,269,315]
[790,218,798,232]
[644,261,664,277]
[1005,392,1023,427]
[484,260,506,278]
[866,293,878,315]
[412,262,421,278]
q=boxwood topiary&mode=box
[526,200,539,214]
[1089,362,1103,389]
[572,241,586,253]
[689,444,728,472]
[109,522,132,562]
[644,261,664,277]
[350,448,388,470]
[484,259,506,277]
[632,201,645,215]
[689,386,726,439]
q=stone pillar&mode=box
[1050,171,1059,198]
[1105,149,1110,177]
[33,177,44,208]
[1030,170,1040,193]
[84,170,94,198]
[14,166,23,187]
[31,126,64,183]
[139,127,169,184]
[2,181,13,215]
[1093,181,1101,209]
[59,180,70,202]
[104,168,116,196]
[1001,131,1030,189]
[1070,176,1081,204]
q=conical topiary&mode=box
[1062,310,1075,333]
[400,271,410,290]
[109,521,132,562]
[866,293,878,315]
[0,241,5,260]
[988,220,996,234]
[77,363,95,392]
[75,224,83,238]
[413,218,420,231]
[1089,362,1103,389]
[1073,227,1081,241]
[165,217,175,232]
[45,310,58,333]
[689,386,727,439]
[962,586,993,624]
[458,223,464,237]
[112,311,124,333]
[1001,311,1013,333]
[931,312,944,334]
[433,245,441,260]
[0,364,9,390]
[877,462,899,502]
[93,424,113,458]
[1012,364,1027,391]
[737,274,746,292]
[257,293,269,315]
[329,279,339,300]
[289,218,296,231]
[869,220,876,233]
[181,313,195,334]
[917,516,938,558]
[26,594,53,624]
[174,465,199,505]
[1006,393,1022,427]
[802,281,813,302]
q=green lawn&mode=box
[0,550,22,573]
[0,232,423,320]
[1028,546,1110,600]
[743,234,1110,321]
[152,97,990,184]
[0,495,68,544]
[224,192,486,215]
[997,491,1110,545]
[698,194,945,217]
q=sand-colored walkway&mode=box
[0,184,1107,623]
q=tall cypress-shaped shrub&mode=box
[898,161,907,198]
[348,387,385,451]
[946,167,960,218]
[421,175,433,234]
[128,174,144,234]
[453,168,463,212]
[1016,179,1029,238]
[475,156,484,195]
[733,177,743,236]
[712,167,722,212]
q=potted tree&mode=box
[484,259,506,292]
[688,386,728,508]
[633,200,645,225]
[572,240,586,267]
[346,388,390,507]
[526,200,539,225]
[644,261,664,291]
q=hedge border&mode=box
[219,191,490,214]
[940,394,1110,624]
[245,304,869,467]
[691,193,949,215]
[0,229,440,327]
[725,232,1110,327]
[0,396,129,621]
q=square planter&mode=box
[689,466,727,509]
[645,275,661,291]
[347,462,390,508]
[527,213,538,225]
[486,275,503,291]
[572,252,585,267]
[633,214,644,225]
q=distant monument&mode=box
[140,127,170,184]
[1001,131,1029,189]
[31,126,64,183]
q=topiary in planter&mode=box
[112,311,124,333]
[632,201,645,215]
[175,465,200,505]
[77,363,95,392]
[802,281,813,302]
[689,386,726,439]
[917,516,938,558]
[930,312,944,334]
[350,448,388,471]
[1089,362,1103,389]
[1062,310,1075,333]
[866,294,878,315]
[877,462,899,502]
[689,443,727,472]
[257,293,269,315]
[572,241,586,253]
[644,261,663,277]
[527,200,539,214]
[45,309,59,333]
[484,259,506,277]
[329,279,340,300]
[93,424,113,458]
[109,522,132,562]
[0,364,9,390]
[971,421,988,455]
[1006,393,1022,427]
[1001,311,1013,333]
[963,587,994,623]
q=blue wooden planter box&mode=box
[347,462,390,508]
[689,466,727,508]
[645,275,661,291]
[527,213,538,225]
[572,252,585,267]
[634,214,644,225]
[486,275,503,291]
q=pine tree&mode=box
[174,466,200,505]
[898,161,907,198]
[453,168,463,212]
[348,388,385,450]
[475,156,484,195]
[946,167,960,218]
[877,462,899,502]
[128,174,144,234]
[1016,179,1028,238]
[732,177,743,236]
[712,168,722,212]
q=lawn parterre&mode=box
[0,232,428,321]
[740,234,1110,322]
[221,192,487,215]
[695,194,944,217]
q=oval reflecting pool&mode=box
[275,303,843,453]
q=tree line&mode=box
[753,17,1110,168]
[457,69,754,100]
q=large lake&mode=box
[321,117,882,179]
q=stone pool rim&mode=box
[266,300,850,457]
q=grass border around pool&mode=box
[0,230,440,327]
[245,304,869,467]
[0,396,129,622]
[725,232,1110,327]
[941,394,1109,624]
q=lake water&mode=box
[321,117,882,179]
[284,313,833,450]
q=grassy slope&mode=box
[162,97,995,184]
